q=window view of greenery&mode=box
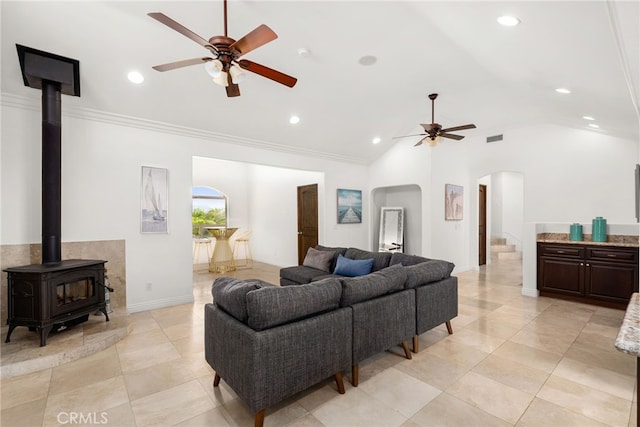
[192,186,227,236]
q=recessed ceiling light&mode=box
[372,137,381,144]
[358,55,377,66]
[127,71,144,84]
[497,15,521,26]
[297,48,310,58]
[555,88,571,94]
[588,123,600,129]
[289,115,300,125]
[583,116,595,121]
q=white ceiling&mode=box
[2,1,639,164]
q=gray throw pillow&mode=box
[340,264,407,306]
[404,260,455,289]
[302,247,335,272]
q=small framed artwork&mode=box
[141,166,169,233]
[337,188,362,224]
[445,184,463,221]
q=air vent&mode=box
[486,134,503,143]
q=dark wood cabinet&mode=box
[537,242,638,309]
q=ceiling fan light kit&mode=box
[394,93,476,147]
[148,0,297,97]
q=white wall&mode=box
[1,99,367,312]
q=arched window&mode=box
[192,186,227,236]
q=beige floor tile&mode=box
[294,377,351,413]
[282,413,326,427]
[516,397,610,426]
[472,354,550,395]
[630,402,637,427]
[395,352,469,391]
[493,341,563,373]
[174,407,232,427]
[423,338,489,370]
[49,346,122,395]
[564,341,637,377]
[462,318,521,340]
[446,371,534,424]
[509,325,579,355]
[553,357,636,401]
[537,375,633,426]
[101,402,137,427]
[1,369,52,410]
[123,358,198,401]
[0,397,46,427]
[42,376,130,427]
[409,392,511,427]
[115,327,169,355]
[359,367,442,418]
[312,386,407,427]
[130,379,215,426]
[447,328,507,353]
[117,341,181,373]
[581,321,622,340]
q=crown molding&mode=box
[1,92,364,165]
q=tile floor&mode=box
[1,260,637,427]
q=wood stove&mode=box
[4,259,109,346]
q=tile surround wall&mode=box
[0,240,126,327]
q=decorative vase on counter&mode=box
[592,216,607,242]
[569,223,583,241]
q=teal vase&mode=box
[592,217,607,242]
[569,223,583,241]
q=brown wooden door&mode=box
[297,184,319,265]
[478,184,487,265]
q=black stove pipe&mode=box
[41,81,62,265]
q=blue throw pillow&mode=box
[333,254,374,277]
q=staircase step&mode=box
[490,244,516,253]
[497,251,522,260]
[490,237,507,245]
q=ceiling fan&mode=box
[394,93,476,147]
[148,0,297,97]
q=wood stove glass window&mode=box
[56,278,94,307]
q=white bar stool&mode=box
[193,237,213,271]
[233,230,253,268]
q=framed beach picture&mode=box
[445,184,463,221]
[337,189,362,224]
[141,166,169,233]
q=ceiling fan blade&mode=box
[440,124,476,133]
[392,133,426,139]
[148,12,216,53]
[152,57,213,72]
[225,73,241,97]
[414,140,424,147]
[440,133,465,140]
[229,24,277,57]
[238,59,297,87]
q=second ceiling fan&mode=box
[148,0,297,97]
[395,93,476,147]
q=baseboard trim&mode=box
[127,294,194,313]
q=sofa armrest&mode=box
[414,276,458,335]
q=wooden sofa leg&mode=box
[352,364,359,387]
[254,409,265,427]
[401,341,412,360]
[446,320,453,335]
[412,336,419,353]
[213,373,221,387]
[334,372,346,394]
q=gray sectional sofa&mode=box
[204,246,457,427]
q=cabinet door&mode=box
[586,262,638,303]
[538,257,583,296]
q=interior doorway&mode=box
[479,184,487,265]
[297,184,319,265]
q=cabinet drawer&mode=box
[538,244,584,258]
[587,247,638,263]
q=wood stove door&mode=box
[50,268,104,318]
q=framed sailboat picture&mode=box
[141,166,169,233]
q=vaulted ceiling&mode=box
[2,1,638,164]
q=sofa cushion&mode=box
[315,245,348,272]
[389,252,430,266]
[333,254,374,277]
[211,277,274,322]
[404,259,455,289]
[340,264,407,306]
[345,247,392,272]
[246,278,342,331]
[302,247,334,272]
[280,265,331,285]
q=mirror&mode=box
[379,207,404,252]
